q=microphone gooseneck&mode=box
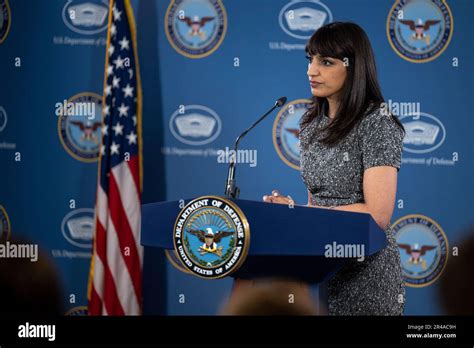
[224,97,287,199]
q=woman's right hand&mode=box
[262,190,294,205]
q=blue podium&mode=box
[141,197,387,307]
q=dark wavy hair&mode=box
[300,22,404,146]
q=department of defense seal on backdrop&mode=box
[165,0,227,59]
[387,0,453,63]
[57,92,103,162]
[273,98,312,170]
[65,306,88,316]
[0,205,11,242]
[392,214,448,287]
[0,0,11,44]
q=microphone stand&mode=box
[224,97,287,199]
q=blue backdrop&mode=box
[0,0,472,315]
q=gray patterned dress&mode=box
[299,106,405,315]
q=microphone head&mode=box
[275,96,287,107]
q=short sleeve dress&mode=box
[299,106,405,315]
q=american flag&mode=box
[88,0,143,315]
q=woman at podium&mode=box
[263,22,405,315]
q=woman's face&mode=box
[307,54,347,99]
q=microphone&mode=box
[224,97,287,198]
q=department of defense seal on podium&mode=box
[173,196,250,279]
